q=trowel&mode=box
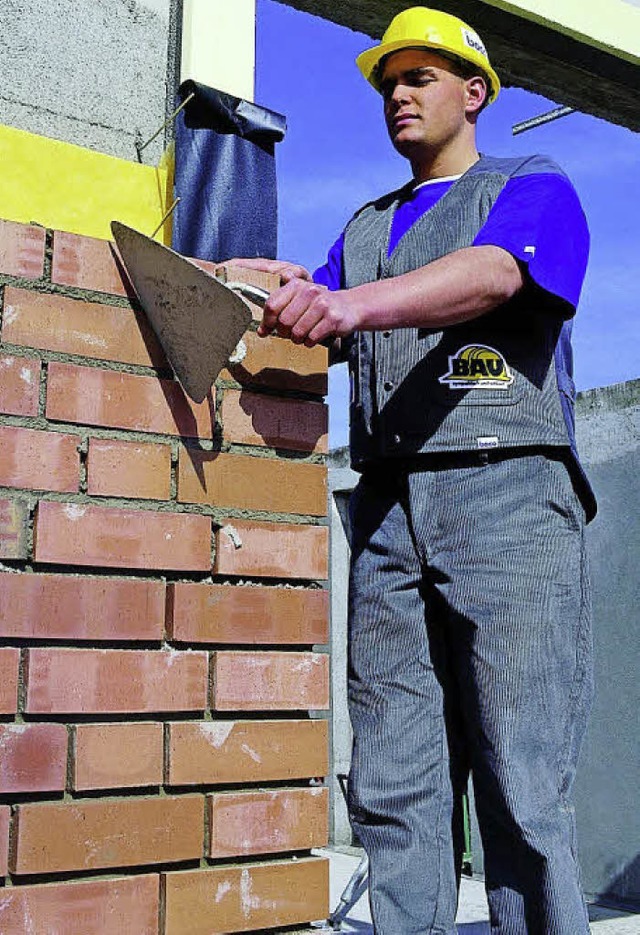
[111,221,270,403]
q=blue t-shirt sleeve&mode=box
[313,231,345,291]
[472,172,590,315]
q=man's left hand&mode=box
[259,279,360,346]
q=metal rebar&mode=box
[512,105,575,136]
[136,91,195,156]
[150,197,180,239]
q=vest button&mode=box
[383,330,392,338]
[393,433,402,445]
[383,380,394,392]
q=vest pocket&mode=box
[431,337,525,408]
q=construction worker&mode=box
[232,7,595,932]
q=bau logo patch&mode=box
[439,344,514,390]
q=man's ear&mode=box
[465,76,488,115]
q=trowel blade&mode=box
[111,222,253,403]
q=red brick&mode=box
[178,450,326,515]
[51,231,132,296]
[219,331,328,395]
[0,498,28,559]
[87,438,171,500]
[13,796,203,874]
[0,805,9,876]
[168,720,329,785]
[46,362,214,438]
[25,648,208,714]
[33,501,211,571]
[191,258,218,276]
[222,388,328,452]
[0,354,40,416]
[0,219,45,279]
[0,723,67,793]
[213,263,280,320]
[2,286,166,367]
[74,723,164,790]
[208,787,329,857]
[212,651,330,711]
[168,583,329,645]
[164,857,329,934]
[0,572,165,641]
[0,424,79,492]
[0,875,160,934]
[0,647,20,714]
[215,519,328,580]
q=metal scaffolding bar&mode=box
[512,105,575,136]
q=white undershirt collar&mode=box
[413,173,462,190]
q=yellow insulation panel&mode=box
[0,124,173,243]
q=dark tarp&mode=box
[171,80,286,262]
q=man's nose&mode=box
[387,81,411,108]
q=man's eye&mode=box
[408,73,433,86]
[380,73,434,97]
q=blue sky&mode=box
[256,1,640,447]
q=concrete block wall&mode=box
[0,0,173,163]
[0,217,331,932]
[573,380,640,906]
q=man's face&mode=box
[379,49,472,158]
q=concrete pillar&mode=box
[181,0,256,100]
[483,0,640,65]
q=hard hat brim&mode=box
[356,38,500,104]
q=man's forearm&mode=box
[347,245,524,332]
[230,245,525,346]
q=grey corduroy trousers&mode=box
[347,453,593,935]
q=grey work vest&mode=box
[342,154,573,469]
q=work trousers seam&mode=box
[427,721,450,935]
[556,521,592,796]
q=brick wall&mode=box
[0,218,331,933]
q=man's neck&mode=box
[411,142,480,184]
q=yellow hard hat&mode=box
[356,7,500,104]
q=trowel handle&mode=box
[226,282,270,308]
[227,280,335,351]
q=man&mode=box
[232,8,594,932]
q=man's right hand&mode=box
[222,257,312,284]
[222,258,353,348]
